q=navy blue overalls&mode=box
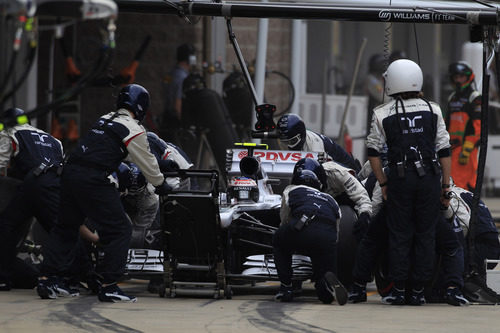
[273,186,340,286]
[0,127,63,284]
[41,114,136,284]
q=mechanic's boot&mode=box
[444,287,469,306]
[37,278,57,299]
[348,282,367,303]
[408,288,426,306]
[0,279,11,291]
[37,277,79,299]
[318,271,347,305]
[381,287,405,305]
[98,283,137,303]
[275,283,293,302]
[463,276,500,304]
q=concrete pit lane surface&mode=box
[0,280,498,333]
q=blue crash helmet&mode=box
[292,158,327,191]
[277,114,306,150]
[116,84,150,122]
[291,169,322,190]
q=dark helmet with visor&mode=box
[291,169,322,190]
[448,62,475,90]
[292,158,327,191]
[116,84,150,122]
[277,114,306,150]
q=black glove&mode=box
[353,212,370,243]
[154,180,172,195]
[158,159,180,173]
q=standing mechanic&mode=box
[0,108,63,291]
[445,62,481,191]
[366,59,451,305]
[348,172,469,306]
[273,159,348,305]
[277,114,360,172]
[37,84,171,302]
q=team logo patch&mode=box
[238,151,248,159]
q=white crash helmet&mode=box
[383,59,423,96]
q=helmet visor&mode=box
[282,133,302,149]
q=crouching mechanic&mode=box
[37,84,171,303]
[273,162,348,304]
[277,114,360,172]
[293,158,372,243]
[0,108,63,290]
[146,131,194,190]
[443,182,500,303]
[321,160,372,242]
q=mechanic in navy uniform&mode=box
[366,59,451,305]
[0,108,63,291]
[277,114,360,172]
[294,158,372,243]
[273,159,348,304]
[37,84,171,302]
[443,182,500,303]
[347,171,469,306]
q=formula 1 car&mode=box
[220,145,359,288]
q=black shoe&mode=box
[37,277,79,299]
[348,282,367,303]
[321,272,348,305]
[463,277,500,304]
[381,287,405,305]
[98,283,137,303]
[275,284,293,302]
[444,287,469,306]
[0,279,11,291]
[408,288,426,306]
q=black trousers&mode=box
[386,167,441,286]
[352,198,463,289]
[464,232,500,278]
[41,164,132,284]
[273,221,337,286]
[0,170,60,282]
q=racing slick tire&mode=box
[337,205,358,288]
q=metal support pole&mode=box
[254,0,268,106]
[290,19,302,115]
[338,37,367,146]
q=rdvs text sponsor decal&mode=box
[252,151,315,162]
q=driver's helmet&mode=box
[227,176,259,204]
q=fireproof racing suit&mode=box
[443,184,500,277]
[41,109,166,284]
[274,184,341,302]
[366,97,451,288]
[322,161,372,217]
[147,132,193,189]
[303,130,360,172]
[352,172,465,296]
[446,87,481,190]
[0,124,63,288]
[322,160,372,241]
